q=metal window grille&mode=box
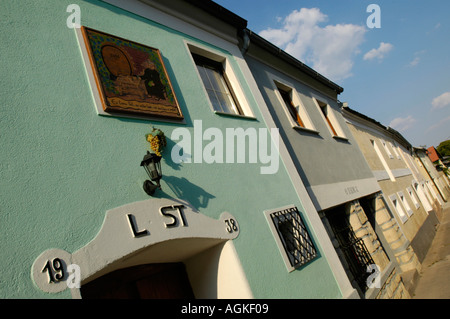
[326,207,375,293]
[269,206,317,269]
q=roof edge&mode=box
[245,29,344,94]
[342,105,412,149]
[183,0,247,30]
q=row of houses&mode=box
[2,0,449,299]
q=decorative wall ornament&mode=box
[81,27,183,120]
[146,127,167,157]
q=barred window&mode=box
[265,206,317,271]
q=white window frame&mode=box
[312,97,346,139]
[380,139,394,159]
[406,186,420,209]
[186,42,255,119]
[273,81,316,132]
[389,194,408,223]
[371,139,396,182]
[390,141,402,159]
[397,191,413,217]
[412,180,433,213]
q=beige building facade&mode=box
[342,105,443,293]
[415,147,450,220]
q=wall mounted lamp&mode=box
[140,151,162,196]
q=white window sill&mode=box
[292,125,320,135]
[332,135,349,142]
[214,111,257,120]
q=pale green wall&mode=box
[0,0,341,298]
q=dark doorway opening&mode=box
[80,262,195,299]
[325,204,375,293]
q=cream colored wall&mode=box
[345,122,430,242]
[378,177,428,240]
[374,195,421,273]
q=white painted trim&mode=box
[388,194,408,224]
[245,51,340,102]
[312,97,346,139]
[380,139,394,159]
[412,180,433,212]
[237,54,359,300]
[406,186,420,209]
[372,168,412,181]
[425,180,443,205]
[397,191,413,217]
[272,79,317,132]
[32,198,251,299]
[185,240,254,299]
[306,177,380,211]
[390,141,402,160]
[185,41,256,118]
[371,139,396,182]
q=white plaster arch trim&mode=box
[32,198,249,298]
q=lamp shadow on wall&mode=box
[161,175,216,210]
[157,136,216,209]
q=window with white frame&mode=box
[371,139,396,182]
[380,139,394,159]
[188,44,254,118]
[275,82,315,131]
[412,180,433,212]
[406,187,420,209]
[390,141,401,159]
[313,98,345,138]
[389,194,408,223]
[398,191,413,217]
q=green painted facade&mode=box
[0,0,342,298]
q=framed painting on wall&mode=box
[81,27,183,120]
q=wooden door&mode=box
[80,263,195,299]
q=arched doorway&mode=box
[32,199,253,299]
[80,262,194,299]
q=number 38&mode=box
[225,219,238,233]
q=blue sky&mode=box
[215,0,450,148]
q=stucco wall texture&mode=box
[0,0,342,298]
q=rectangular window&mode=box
[406,187,420,209]
[278,88,305,127]
[192,53,242,116]
[389,194,408,223]
[380,139,394,159]
[264,206,317,272]
[398,191,413,217]
[313,98,345,138]
[390,141,401,159]
[274,82,316,132]
[318,100,338,135]
[371,139,396,182]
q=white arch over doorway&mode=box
[32,198,252,299]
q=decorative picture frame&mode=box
[81,27,183,120]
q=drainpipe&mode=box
[239,28,251,55]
